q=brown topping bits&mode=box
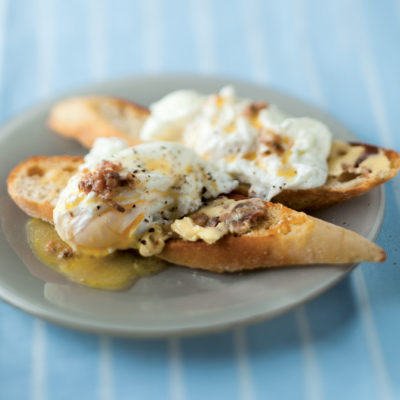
[221,199,266,235]
[46,241,61,254]
[269,141,285,153]
[340,146,377,178]
[354,153,371,169]
[243,101,268,117]
[78,160,136,210]
[110,201,126,213]
[191,213,219,228]
[191,213,209,227]
[46,241,74,259]
[338,171,360,183]
[341,162,350,171]
[206,217,220,227]
[347,142,380,171]
[191,198,266,235]
[355,151,379,169]
[259,130,286,155]
[349,142,379,155]
[58,249,73,259]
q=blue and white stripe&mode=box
[0,1,399,399]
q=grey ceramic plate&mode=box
[0,75,385,337]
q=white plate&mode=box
[0,75,385,337]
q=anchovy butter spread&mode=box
[172,197,266,244]
[328,142,390,178]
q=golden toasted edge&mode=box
[272,143,400,210]
[47,96,150,148]
[159,203,386,272]
[7,155,83,223]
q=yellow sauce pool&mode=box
[26,219,168,291]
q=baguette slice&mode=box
[7,156,83,223]
[47,96,400,210]
[160,202,385,272]
[48,96,149,148]
[255,142,400,210]
[7,155,385,271]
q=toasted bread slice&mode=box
[47,96,149,148]
[7,155,385,270]
[48,96,399,210]
[7,156,83,223]
[225,141,399,210]
[160,201,385,272]
[270,142,400,210]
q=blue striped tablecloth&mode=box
[1,1,399,399]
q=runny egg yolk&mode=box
[27,218,167,291]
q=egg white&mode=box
[53,139,238,256]
[140,86,332,201]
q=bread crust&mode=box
[271,147,400,210]
[232,145,400,210]
[47,96,150,148]
[7,155,83,223]
[160,207,386,272]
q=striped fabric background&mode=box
[1,0,399,399]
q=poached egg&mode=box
[140,86,332,200]
[53,138,238,256]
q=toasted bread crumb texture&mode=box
[160,202,385,271]
[271,142,400,210]
[7,156,83,223]
[48,97,150,148]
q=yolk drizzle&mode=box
[27,219,167,291]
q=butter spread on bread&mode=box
[328,141,390,178]
[273,141,400,210]
[171,197,266,244]
[162,200,386,272]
